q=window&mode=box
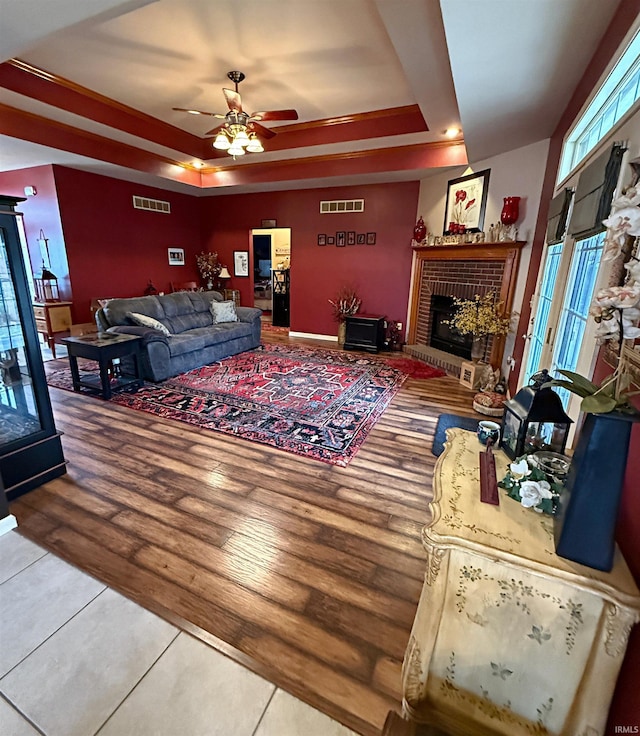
[550,232,605,408]
[558,28,640,182]
[523,243,563,382]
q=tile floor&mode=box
[0,530,359,736]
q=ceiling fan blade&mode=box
[203,123,226,137]
[249,121,277,140]
[250,109,298,122]
[172,107,225,118]
[223,88,243,113]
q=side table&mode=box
[33,301,72,359]
[61,333,143,400]
[223,288,241,307]
[401,428,640,735]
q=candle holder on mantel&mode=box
[492,196,521,242]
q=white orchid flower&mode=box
[603,206,640,236]
[593,285,640,310]
[509,458,531,481]
[622,307,640,339]
[610,186,640,210]
[624,258,640,286]
[602,205,640,261]
[519,480,552,511]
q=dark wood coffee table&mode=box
[61,333,143,400]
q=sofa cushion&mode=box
[195,322,252,345]
[167,333,207,356]
[210,300,238,324]
[127,311,172,335]
[103,295,166,326]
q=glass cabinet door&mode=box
[0,195,65,500]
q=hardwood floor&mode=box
[10,334,482,736]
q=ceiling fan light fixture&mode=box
[213,132,231,150]
[234,128,250,146]
[228,140,246,156]
[246,134,264,153]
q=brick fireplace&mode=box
[406,242,524,376]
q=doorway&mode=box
[251,228,291,327]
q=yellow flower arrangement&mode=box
[446,292,511,337]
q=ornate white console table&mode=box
[402,429,640,736]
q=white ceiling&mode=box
[0,0,625,194]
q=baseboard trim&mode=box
[0,515,18,536]
[288,331,337,342]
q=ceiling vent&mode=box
[133,195,171,213]
[320,199,364,214]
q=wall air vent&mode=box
[320,199,364,214]
[133,195,171,213]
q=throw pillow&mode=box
[210,300,239,324]
[127,311,172,335]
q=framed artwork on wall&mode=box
[357,233,366,244]
[261,219,277,228]
[168,247,185,265]
[347,231,356,245]
[327,236,335,245]
[366,232,376,245]
[336,231,346,247]
[318,234,326,246]
[233,250,249,277]
[443,168,490,234]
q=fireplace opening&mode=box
[430,295,473,359]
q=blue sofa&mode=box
[95,291,262,381]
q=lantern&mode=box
[34,268,60,302]
[499,369,572,460]
[34,230,60,302]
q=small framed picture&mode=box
[366,232,376,245]
[357,233,366,244]
[261,219,277,228]
[327,236,335,245]
[336,231,346,247]
[233,250,249,277]
[347,231,356,245]
[168,247,185,266]
[318,234,326,246]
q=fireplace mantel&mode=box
[408,241,525,369]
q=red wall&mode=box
[0,165,70,300]
[52,166,203,322]
[200,182,420,337]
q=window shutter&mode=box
[546,188,574,245]
[568,143,626,239]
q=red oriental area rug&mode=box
[47,344,444,466]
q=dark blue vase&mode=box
[554,411,639,572]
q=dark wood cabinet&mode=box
[344,314,386,353]
[0,195,66,500]
[272,269,290,327]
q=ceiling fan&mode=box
[173,71,298,155]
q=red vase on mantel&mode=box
[500,196,520,226]
[413,216,427,242]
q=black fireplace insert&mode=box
[430,295,473,359]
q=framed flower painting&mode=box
[443,169,490,234]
